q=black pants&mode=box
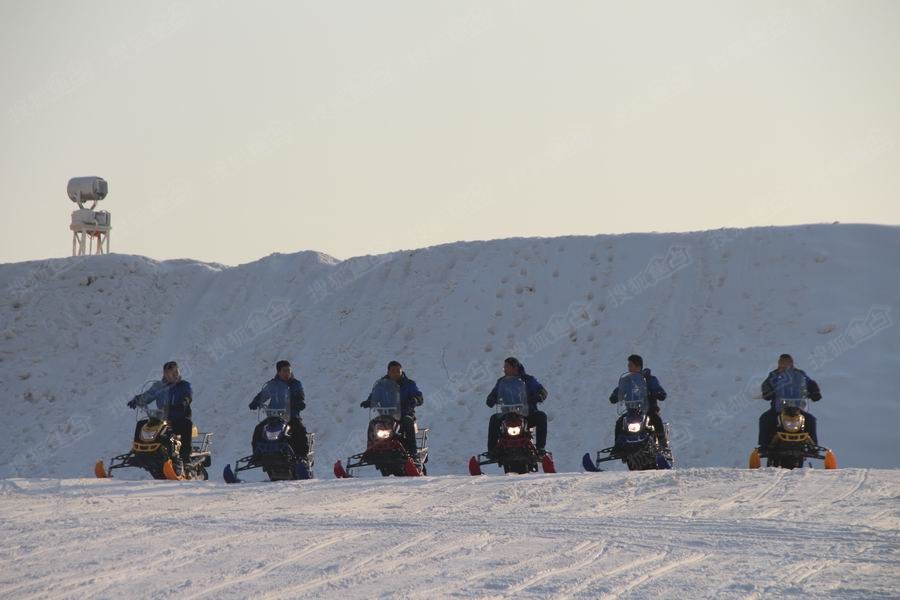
[367,415,418,457]
[170,418,194,464]
[253,417,309,460]
[488,410,548,452]
[758,408,818,447]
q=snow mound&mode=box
[1,223,898,479]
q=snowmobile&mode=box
[334,378,428,478]
[469,376,556,475]
[749,369,837,470]
[224,386,316,483]
[95,389,212,480]
[583,372,672,472]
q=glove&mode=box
[413,395,424,407]
[249,400,260,410]
[360,399,371,408]
[486,398,496,408]
[295,401,306,412]
[127,397,139,409]
[609,396,618,404]
[809,393,821,402]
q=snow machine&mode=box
[750,370,836,470]
[583,372,672,472]
[224,382,316,483]
[223,408,316,483]
[334,379,428,478]
[95,400,212,481]
[469,376,556,475]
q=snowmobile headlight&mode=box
[627,422,642,433]
[140,428,158,441]
[375,428,392,439]
[782,415,804,433]
[264,428,282,440]
[506,425,522,436]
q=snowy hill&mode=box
[1,469,898,598]
[1,223,899,480]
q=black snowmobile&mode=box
[224,386,316,483]
[334,379,428,478]
[750,369,837,470]
[469,376,556,475]
[583,372,672,472]
[95,384,212,480]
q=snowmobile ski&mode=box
[655,453,672,470]
[403,458,422,477]
[468,456,483,476]
[541,453,556,474]
[582,452,602,472]
[749,448,762,469]
[162,459,182,481]
[333,460,352,479]
[94,460,108,478]
[293,461,311,480]
[223,463,242,484]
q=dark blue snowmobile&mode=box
[583,372,673,472]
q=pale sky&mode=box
[1,0,898,266]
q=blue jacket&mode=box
[609,369,667,409]
[486,365,548,412]
[761,368,821,411]
[362,374,423,417]
[136,379,193,420]
[252,377,306,419]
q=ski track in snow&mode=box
[0,469,898,599]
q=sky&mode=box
[1,0,898,266]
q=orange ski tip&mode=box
[94,460,107,478]
[749,449,761,469]
[824,450,838,470]
[162,459,182,481]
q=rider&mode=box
[128,360,194,467]
[249,360,309,460]
[486,357,549,455]
[608,354,668,450]
[758,353,821,448]
[360,360,424,457]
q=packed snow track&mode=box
[1,468,897,599]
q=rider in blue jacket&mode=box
[361,361,424,456]
[486,357,549,454]
[758,353,821,447]
[249,360,309,459]
[128,361,194,467]
[609,354,668,449]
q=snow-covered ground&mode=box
[1,469,898,599]
[1,224,898,598]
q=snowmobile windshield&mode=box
[258,380,291,412]
[771,368,807,412]
[496,376,528,416]
[370,379,401,417]
[781,398,808,411]
[772,368,807,400]
[617,372,648,413]
[140,380,170,421]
